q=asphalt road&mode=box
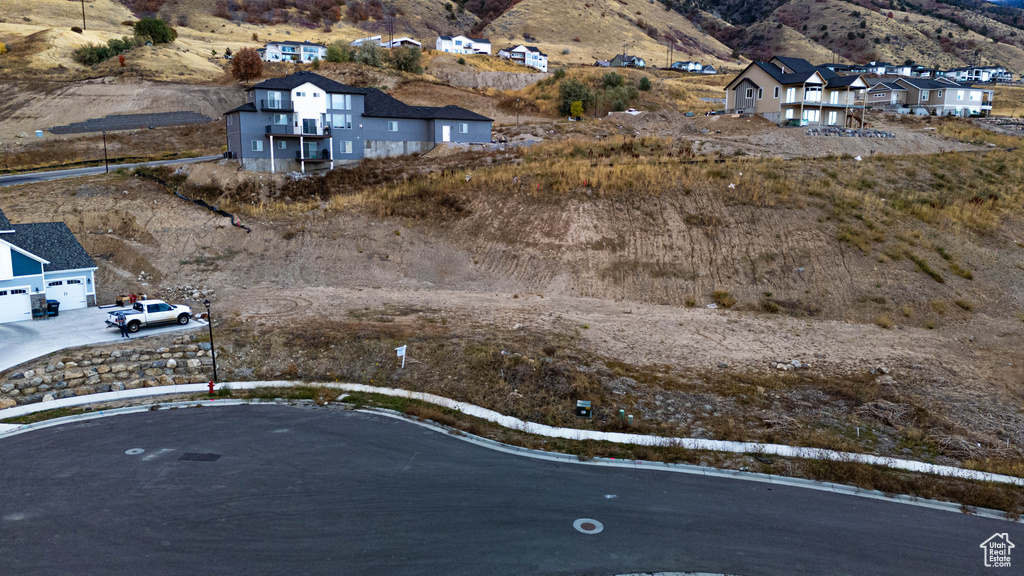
[0,405,1017,575]
[0,156,221,187]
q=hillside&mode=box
[678,0,1024,69]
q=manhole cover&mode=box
[125,448,145,455]
[179,453,221,462]
[573,518,604,534]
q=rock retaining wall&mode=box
[0,335,214,409]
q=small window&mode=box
[273,114,287,125]
[10,289,26,295]
[459,123,468,134]
[252,140,263,152]
[48,281,63,287]
[227,115,233,126]
[745,88,753,98]
[296,91,305,97]
[66,279,81,284]
[773,86,779,98]
[0,291,6,296]
[388,121,398,132]
[344,141,353,154]
[313,93,320,98]
[278,140,287,149]
[757,88,763,100]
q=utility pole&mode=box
[80,0,86,30]
[102,131,108,173]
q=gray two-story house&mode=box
[224,71,492,173]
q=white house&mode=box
[436,35,491,55]
[0,208,98,324]
[701,64,717,74]
[940,66,1013,83]
[350,35,383,47]
[671,61,703,72]
[384,37,421,49]
[260,41,327,63]
[497,45,548,72]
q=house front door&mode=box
[442,125,451,142]
[891,94,897,105]
[303,142,318,159]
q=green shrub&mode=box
[457,57,466,65]
[326,42,353,63]
[638,76,652,91]
[355,43,383,67]
[712,290,737,308]
[602,72,625,88]
[552,68,566,80]
[390,46,422,73]
[558,78,594,116]
[134,17,176,44]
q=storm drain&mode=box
[179,453,222,462]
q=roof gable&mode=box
[252,71,372,95]
[0,208,12,233]
[362,90,492,121]
[4,222,94,272]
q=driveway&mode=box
[0,306,206,372]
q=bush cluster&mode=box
[326,41,421,74]
[72,36,141,66]
[133,17,176,44]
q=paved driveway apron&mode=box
[0,307,205,372]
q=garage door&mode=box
[46,279,87,310]
[0,288,32,324]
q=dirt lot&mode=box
[1,149,1022,475]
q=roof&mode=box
[224,101,257,115]
[897,77,967,90]
[869,81,905,91]
[4,222,96,272]
[252,71,372,95]
[470,38,489,43]
[362,90,491,121]
[265,41,325,47]
[0,208,12,233]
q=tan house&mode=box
[893,77,993,116]
[725,56,869,127]
[865,81,907,108]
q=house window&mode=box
[829,91,839,104]
[313,93,320,98]
[957,90,964,101]
[921,90,929,100]
[296,91,305,97]
[745,88,753,99]
[804,87,822,102]
[48,281,62,287]
[252,140,263,152]
[388,121,398,132]
[278,140,287,149]
[757,88,763,100]
[803,109,820,123]
[786,87,796,103]
[827,111,837,125]
[970,91,980,101]
[773,86,779,98]
[459,123,468,133]
[273,114,287,125]
[785,109,794,119]
[227,115,233,126]
[344,141,353,154]
[937,90,943,98]
[10,289,27,295]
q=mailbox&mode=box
[576,400,592,419]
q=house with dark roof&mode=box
[260,41,327,63]
[224,71,492,173]
[0,208,98,324]
[866,81,908,108]
[497,45,548,72]
[609,54,645,69]
[893,77,993,116]
[724,56,869,127]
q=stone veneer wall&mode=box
[0,334,214,409]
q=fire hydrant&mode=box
[208,381,215,396]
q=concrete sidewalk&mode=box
[0,306,206,372]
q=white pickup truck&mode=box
[106,299,192,333]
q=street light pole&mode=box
[204,299,217,382]
[102,131,109,173]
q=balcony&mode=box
[297,150,331,162]
[260,99,294,112]
[265,125,331,138]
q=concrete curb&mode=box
[1,398,1018,523]
[2,380,1022,488]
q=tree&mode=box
[638,76,652,91]
[325,42,353,63]
[390,46,422,73]
[569,100,583,119]
[134,17,176,44]
[231,47,263,81]
[355,42,383,67]
[558,78,593,116]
